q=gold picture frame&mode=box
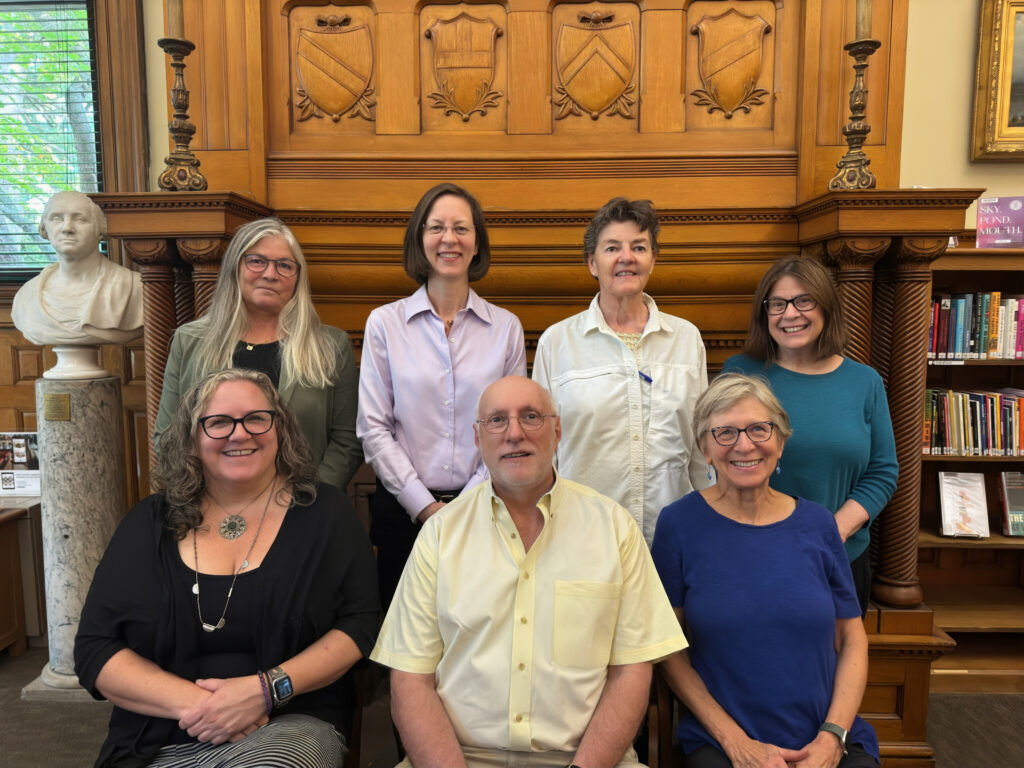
[972,0,1024,160]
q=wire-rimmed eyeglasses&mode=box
[705,421,776,447]
[476,412,557,434]
[243,253,299,278]
[198,410,277,439]
[423,223,475,237]
[762,294,816,315]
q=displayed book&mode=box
[976,196,1024,248]
[999,471,1024,536]
[938,472,990,538]
[0,432,40,495]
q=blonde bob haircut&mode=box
[742,256,848,364]
[189,217,339,389]
[155,368,317,540]
[693,373,793,453]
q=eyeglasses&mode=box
[198,410,277,439]
[763,294,816,315]
[705,421,776,447]
[476,412,557,434]
[423,223,474,238]
[243,253,299,278]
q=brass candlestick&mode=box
[828,38,882,191]
[156,37,207,191]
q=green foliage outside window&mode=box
[0,3,101,270]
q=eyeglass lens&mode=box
[764,294,816,315]
[200,410,276,439]
[244,254,298,277]
[709,421,774,446]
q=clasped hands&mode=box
[178,675,269,745]
[727,730,844,768]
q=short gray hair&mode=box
[693,373,792,452]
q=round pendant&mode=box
[219,514,247,540]
[192,583,199,595]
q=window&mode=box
[0,1,102,273]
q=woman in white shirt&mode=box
[533,197,709,545]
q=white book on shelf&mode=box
[938,471,990,538]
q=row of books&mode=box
[938,471,1024,538]
[928,291,1024,360]
[923,388,1024,456]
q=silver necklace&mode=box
[193,477,276,632]
[208,476,275,540]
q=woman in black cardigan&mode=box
[75,369,378,768]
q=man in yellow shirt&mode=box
[371,376,687,768]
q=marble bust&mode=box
[12,191,143,346]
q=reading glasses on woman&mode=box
[243,252,299,278]
[198,409,277,439]
[763,293,816,315]
[423,223,475,237]
[706,421,776,446]
[476,411,557,433]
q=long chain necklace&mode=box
[207,475,276,540]
[192,476,276,632]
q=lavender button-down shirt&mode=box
[357,285,526,519]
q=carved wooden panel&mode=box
[288,4,376,134]
[685,1,775,129]
[551,3,639,129]
[420,6,506,131]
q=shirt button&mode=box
[444,399,451,406]
[523,573,530,580]
[632,435,639,441]
[520,616,527,624]
[443,464,449,470]
[445,368,451,374]
[518,663,525,671]
[450,337,457,342]
[515,714,522,722]
[444,432,450,438]
[511,532,517,539]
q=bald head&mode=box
[475,376,560,502]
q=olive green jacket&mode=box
[153,321,363,490]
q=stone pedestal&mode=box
[22,376,125,699]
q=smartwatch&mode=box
[818,722,849,755]
[265,666,294,708]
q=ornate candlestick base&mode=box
[829,38,882,191]
[157,37,207,191]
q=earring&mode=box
[775,460,782,476]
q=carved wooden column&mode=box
[178,238,228,319]
[871,236,948,608]
[122,239,176,475]
[817,237,890,365]
[173,264,195,326]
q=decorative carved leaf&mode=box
[553,84,582,120]
[606,81,637,119]
[349,88,376,121]
[296,88,324,121]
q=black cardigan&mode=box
[74,483,379,768]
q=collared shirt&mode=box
[370,475,687,753]
[357,285,526,519]
[533,293,710,545]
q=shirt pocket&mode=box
[553,580,622,668]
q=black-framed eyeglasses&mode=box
[476,412,557,434]
[763,294,816,315]
[243,253,299,278]
[198,410,277,439]
[705,421,776,447]
[423,223,475,237]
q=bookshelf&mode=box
[920,247,1024,692]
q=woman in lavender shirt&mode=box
[357,183,526,608]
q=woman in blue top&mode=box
[652,374,878,768]
[722,257,897,611]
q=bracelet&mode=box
[257,671,273,715]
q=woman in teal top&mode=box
[723,256,897,611]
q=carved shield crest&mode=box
[425,13,503,122]
[690,8,771,119]
[296,17,374,122]
[555,16,636,120]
